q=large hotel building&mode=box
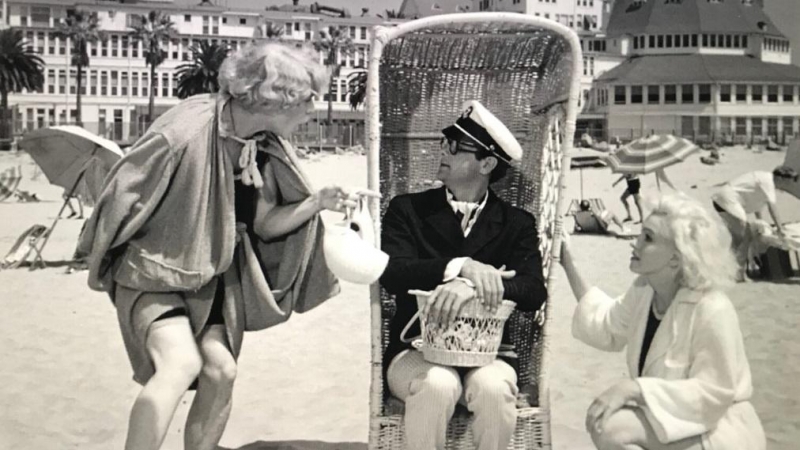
[3,0,800,145]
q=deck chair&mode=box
[1,224,50,270]
[566,197,605,216]
[365,14,581,449]
[0,166,23,202]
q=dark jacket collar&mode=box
[421,187,505,254]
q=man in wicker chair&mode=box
[380,100,548,450]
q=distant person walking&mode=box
[62,190,84,219]
[613,173,643,223]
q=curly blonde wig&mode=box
[646,192,738,290]
[218,41,329,110]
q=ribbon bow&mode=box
[226,135,264,189]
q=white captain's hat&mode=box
[441,100,523,164]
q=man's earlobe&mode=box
[481,156,498,175]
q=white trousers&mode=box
[387,350,519,450]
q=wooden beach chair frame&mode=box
[365,13,581,449]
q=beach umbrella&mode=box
[17,126,124,196]
[15,126,125,269]
[604,134,699,175]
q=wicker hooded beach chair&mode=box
[364,13,582,450]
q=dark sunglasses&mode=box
[440,136,480,155]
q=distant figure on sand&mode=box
[380,101,548,450]
[559,193,766,450]
[77,41,359,450]
[711,167,795,281]
[62,190,84,219]
[613,173,642,223]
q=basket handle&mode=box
[399,289,430,344]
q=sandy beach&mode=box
[0,145,798,450]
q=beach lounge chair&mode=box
[566,198,605,216]
[365,14,580,449]
[0,166,23,202]
[1,224,50,270]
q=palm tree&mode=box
[253,20,285,41]
[381,9,405,19]
[56,9,104,126]
[0,29,44,150]
[129,10,175,123]
[313,26,355,125]
[176,41,229,99]
[346,68,367,110]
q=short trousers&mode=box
[626,178,641,195]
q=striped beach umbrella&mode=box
[604,134,700,174]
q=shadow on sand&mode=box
[221,441,367,450]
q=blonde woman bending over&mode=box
[559,193,765,450]
[78,41,362,450]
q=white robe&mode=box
[572,277,766,450]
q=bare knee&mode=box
[200,354,237,388]
[155,349,203,388]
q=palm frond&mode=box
[0,29,45,94]
[176,40,230,99]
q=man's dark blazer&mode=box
[379,186,548,371]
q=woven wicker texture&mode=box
[368,16,580,450]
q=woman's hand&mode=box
[585,379,642,435]
[559,227,572,266]
[313,187,380,213]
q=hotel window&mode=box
[735,117,747,136]
[726,35,732,48]
[90,71,97,95]
[185,14,191,22]
[57,70,65,94]
[111,35,118,57]
[665,35,672,47]
[100,39,107,57]
[171,39,179,59]
[31,6,50,27]
[182,39,191,60]
[36,32,44,54]
[767,117,778,136]
[631,86,643,104]
[698,84,711,103]
[648,35,655,48]
[692,34,698,47]
[647,85,659,104]
[121,72,129,96]
[735,84,746,101]
[767,85,778,103]
[173,74,179,97]
[680,35,687,47]
[111,71,118,96]
[734,35,740,47]
[752,85,763,102]
[162,74,169,97]
[212,18,219,35]
[752,118,763,136]
[47,70,55,94]
[100,72,107,96]
[202,16,209,35]
[222,17,227,24]
[658,35,665,48]
[58,37,67,55]
[132,40,139,58]
[720,85,731,102]
[69,69,76,95]
[240,17,247,25]
[719,118,732,136]
[681,84,694,103]
[742,36,748,47]
[633,38,639,50]
[132,73,139,96]
[710,34,716,47]
[782,117,795,136]
[664,85,677,104]
[121,36,129,58]
[361,27,367,40]
[142,72,149,97]
[783,85,794,102]
[702,34,708,47]
[614,86,626,104]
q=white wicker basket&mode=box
[404,290,516,367]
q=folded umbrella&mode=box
[604,134,699,175]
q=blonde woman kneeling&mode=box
[559,193,765,450]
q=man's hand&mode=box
[422,279,476,328]
[459,259,515,313]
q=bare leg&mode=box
[125,317,203,450]
[590,407,703,450]
[620,192,633,221]
[76,197,84,219]
[184,325,237,450]
[632,193,644,223]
